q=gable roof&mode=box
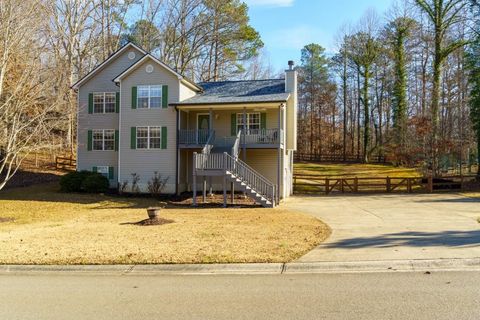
[71,42,146,90]
[113,54,202,92]
[172,79,289,106]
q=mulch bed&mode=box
[121,218,174,226]
[170,193,259,208]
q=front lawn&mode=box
[0,184,329,264]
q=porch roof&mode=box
[171,79,289,106]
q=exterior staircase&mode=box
[193,130,277,208]
[224,154,276,208]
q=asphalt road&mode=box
[1,271,480,319]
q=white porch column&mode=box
[176,109,181,195]
[192,152,197,206]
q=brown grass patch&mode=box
[295,162,421,178]
[0,184,330,264]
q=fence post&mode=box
[325,178,330,195]
[294,175,297,194]
[386,176,391,193]
[354,177,358,192]
[427,176,433,193]
[341,179,344,193]
[407,178,412,193]
[460,175,464,190]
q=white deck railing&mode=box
[193,152,276,205]
[179,129,213,145]
[180,128,283,146]
[241,129,283,145]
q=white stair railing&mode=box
[223,153,276,205]
[201,130,215,154]
[193,152,277,206]
[231,130,242,158]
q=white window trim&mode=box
[136,126,162,150]
[93,92,116,114]
[236,112,260,133]
[96,166,109,178]
[92,129,115,151]
[137,85,162,109]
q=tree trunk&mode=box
[431,34,442,176]
[363,68,370,163]
[343,55,347,161]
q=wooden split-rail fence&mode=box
[293,174,477,195]
[55,155,76,171]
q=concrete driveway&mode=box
[284,193,480,262]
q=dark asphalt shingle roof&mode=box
[174,79,289,105]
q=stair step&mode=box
[223,163,275,208]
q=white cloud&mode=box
[244,0,294,7]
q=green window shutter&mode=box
[131,127,136,149]
[261,113,267,130]
[231,113,237,136]
[87,130,93,151]
[161,127,168,149]
[92,166,97,173]
[115,92,120,113]
[88,93,93,114]
[115,130,119,151]
[162,85,168,108]
[108,167,114,180]
[131,87,137,109]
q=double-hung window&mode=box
[93,93,116,113]
[96,166,109,178]
[92,129,115,151]
[136,126,161,149]
[138,85,162,109]
[237,113,260,134]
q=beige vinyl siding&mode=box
[118,57,179,193]
[77,47,144,186]
[179,82,197,101]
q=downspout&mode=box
[277,104,282,203]
[175,107,179,195]
[243,107,247,161]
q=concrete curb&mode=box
[285,258,480,274]
[1,258,479,275]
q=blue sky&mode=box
[244,0,395,71]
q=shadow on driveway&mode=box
[415,197,480,203]
[325,230,480,249]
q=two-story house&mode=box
[72,43,297,208]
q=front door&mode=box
[197,114,210,144]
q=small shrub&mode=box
[147,172,169,197]
[81,173,109,193]
[60,171,91,192]
[131,173,140,193]
[119,180,129,194]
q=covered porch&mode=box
[174,103,288,202]
[175,102,286,150]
